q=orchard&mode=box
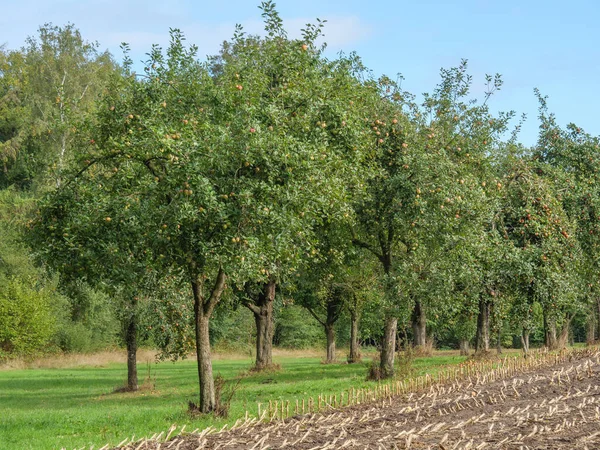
[2,2,600,448]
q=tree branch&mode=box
[351,238,383,260]
[241,299,260,315]
[305,305,326,327]
[78,84,89,102]
[205,267,226,316]
[63,153,123,188]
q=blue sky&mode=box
[2,0,599,146]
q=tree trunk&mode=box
[249,281,276,370]
[322,293,342,364]
[348,311,361,363]
[597,298,600,341]
[544,314,558,350]
[191,269,225,413]
[306,288,343,364]
[325,324,336,363]
[459,339,470,356]
[411,300,427,349]
[556,318,571,350]
[380,317,397,379]
[496,328,502,355]
[125,309,138,391]
[587,308,596,345]
[521,328,530,357]
[254,310,274,370]
[194,305,215,413]
[378,251,397,378]
[475,298,490,354]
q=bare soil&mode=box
[119,348,600,449]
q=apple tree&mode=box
[352,61,512,376]
[534,93,600,344]
[210,6,370,371]
[30,3,370,412]
[27,127,160,390]
[499,156,582,351]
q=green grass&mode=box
[0,352,469,450]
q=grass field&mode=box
[0,350,473,449]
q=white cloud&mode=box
[1,1,371,64]
[116,15,366,44]
[284,16,371,49]
[96,15,371,63]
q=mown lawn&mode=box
[0,351,469,450]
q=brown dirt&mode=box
[118,348,600,449]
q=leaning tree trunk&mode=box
[380,317,397,379]
[348,310,361,363]
[250,281,276,370]
[192,269,226,413]
[125,308,138,391]
[521,328,530,357]
[411,300,428,352]
[459,339,470,356]
[475,298,491,354]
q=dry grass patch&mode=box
[0,348,159,370]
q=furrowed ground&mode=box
[116,347,600,450]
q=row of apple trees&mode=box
[9,3,600,412]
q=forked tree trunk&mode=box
[521,328,530,357]
[247,280,276,370]
[380,317,397,378]
[192,269,226,413]
[475,298,491,354]
[411,300,427,349]
[306,289,343,364]
[459,339,470,356]
[348,310,361,363]
[325,324,336,363]
[125,308,138,391]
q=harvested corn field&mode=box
[116,348,600,450]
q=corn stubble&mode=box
[109,347,600,449]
